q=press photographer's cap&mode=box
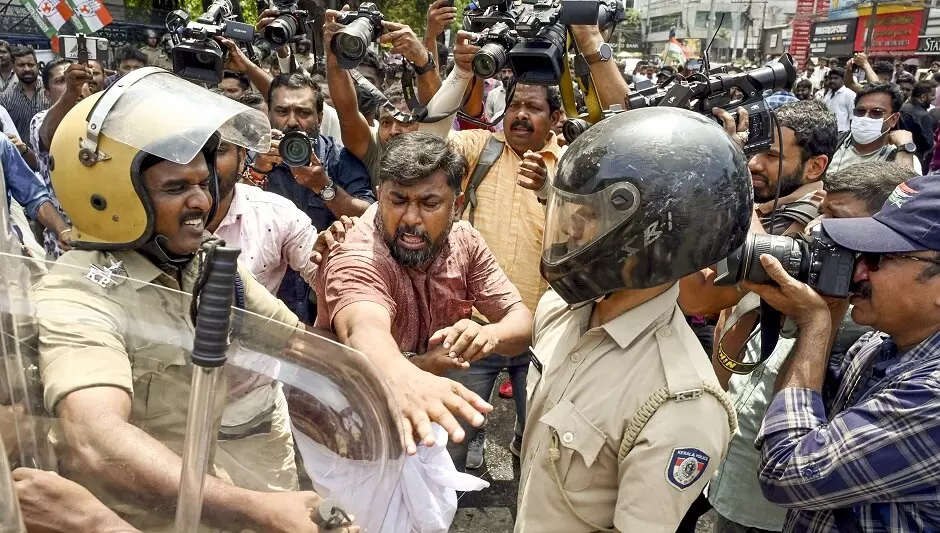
[821,175,939,253]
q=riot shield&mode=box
[0,182,403,531]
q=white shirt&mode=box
[0,105,18,137]
[214,183,319,294]
[485,84,506,123]
[320,104,343,147]
[819,85,856,132]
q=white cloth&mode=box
[320,104,343,147]
[819,85,856,132]
[213,183,319,293]
[828,141,924,175]
[295,422,488,533]
[0,105,17,137]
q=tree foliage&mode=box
[374,0,470,40]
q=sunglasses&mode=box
[858,252,940,271]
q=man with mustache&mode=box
[742,174,940,533]
[706,161,916,533]
[253,73,374,322]
[680,100,840,317]
[33,72,357,532]
[314,131,533,457]
[0,46,47,142]
[0,40,16,93]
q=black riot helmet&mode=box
[541,107,753,306]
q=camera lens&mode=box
[562,118,591,145]
[725,233,805,285]
[264,15,297,46]
[331,17,375,69]
[472,43,507,79]
[279,131,312,167]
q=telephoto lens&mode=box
[279,131,315,167]
[332,16,377,69]
[264,14,297,46]
[715,233,806,286]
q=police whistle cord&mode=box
[176,240,241,532]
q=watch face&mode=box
[321,186,336,201]
[600,43,613,61]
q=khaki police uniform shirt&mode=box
[32,246,300,530]
[516,284,732,533]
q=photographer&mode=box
[680,100,839,317]
[742,175,940,532]
[706,161,917,533]
[321,8,438,183]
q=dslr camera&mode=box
[464,0,623,85]
[331,2,385,70]
[714,225,856,298]
[279,131,318,167]
[263,0,311,47]
[166,0,254,84]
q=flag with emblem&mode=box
[21,0,72,37]
[66,0,113,33]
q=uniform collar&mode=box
[494,131,562,161]
[600,283,680,350]
[111,249,173,290]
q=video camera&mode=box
[714,225,856,298]
[564,54,797,155]
[263,0,311,46]
[464,0,624,85]
[331,2,385,70]
[166,0,254,84]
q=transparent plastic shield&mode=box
[0,175,28,532]
[98,70,271,163]
[0,226,403,531]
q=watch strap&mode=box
[411,51,436,75]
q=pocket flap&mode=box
[539,399,607,468]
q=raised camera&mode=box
[331,3,384,70]
[714,225,856,298]
[279,131,318,167]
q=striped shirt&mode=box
[0,71,17,93]
[0,82,48,143]
[28,109,68,259]
[756,330,940,532]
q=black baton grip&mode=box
[191,245,240,368]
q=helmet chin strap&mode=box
[139,234,196,270]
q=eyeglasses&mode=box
[853,107,893,120]
[859,252,940,271]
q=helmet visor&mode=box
[542,180,642,266]
[98,71,271,164]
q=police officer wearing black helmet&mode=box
[516,107,752,532]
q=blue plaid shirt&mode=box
[756,330,940,532]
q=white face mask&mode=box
[851,116,886,144]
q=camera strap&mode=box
[351,69,454,124]
[560,30,604,125]
[715,292,783,374]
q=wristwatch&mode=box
[411,51,437,75]
[899,142,917,154]
[318,179,336,201]
[583,43,613,65]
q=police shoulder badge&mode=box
[85,256,127,289]
[665,447,710,490]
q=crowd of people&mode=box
[0,2,938,532]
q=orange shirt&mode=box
[449,130,562,313]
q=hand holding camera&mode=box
[377,21,427,66]
[453,30,481,73]
[740,255,835,331]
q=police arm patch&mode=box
[665,447,710,490]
